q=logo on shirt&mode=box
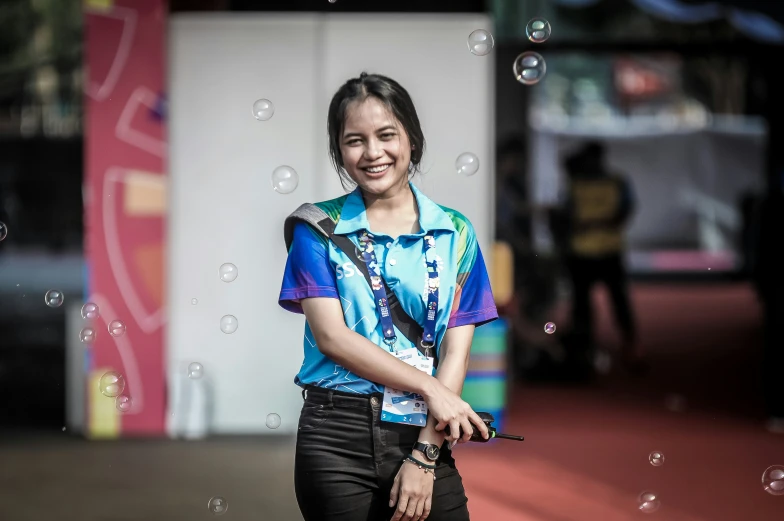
[335,262,357,279]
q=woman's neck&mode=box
[362,181,416,215]
[362,181,421,237]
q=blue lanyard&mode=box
[358,231,439,353]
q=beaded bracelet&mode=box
[403,454,437,480]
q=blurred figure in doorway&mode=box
[751,175,784,434]
[495,136,561,380]
[557,141,646,378]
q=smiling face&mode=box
[339,96,412,197]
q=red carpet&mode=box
[458,283,783,521]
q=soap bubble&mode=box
[219,263,238,282]
[762,465,784,496]
[665,393,687,412]
[81,302,100,319]
[513,52,546,85]
[79,327,96,344]
[191,298,198,305]
[594,350,612,374]
[45,290,64,308]
[637,491,660,513]
[208,496,228,515]
[108,320,126,337]
[116,395,133,413]
[272,165,299,194]
[220,315,238,334]
[266,413,281,429]
[455,152,480,176]
[0,221,7,241]
[188,362,204,379]
[467,29,494,56]
[649,451,665,467]
[544,322,556,334]
[329,0,337,3]
[526,17,551,43]
[99,371,125,397]
[252,99,274,121]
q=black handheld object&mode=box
[443,412,525,443]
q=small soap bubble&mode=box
[637,491,660,513]
[188,362,204,379]
[762,465,784,496]
[252,99,274,121]
[220,315,238,334]
[544,322,556,334]
[467,29,494,56]
[79,327,96,344]
[208,496,228,515]
[219,263,238,283]
[191,298,198,305]
[266,413,281,429]
[329,0,337,3]
[0,222,7,241]
[594,350,612,374]
[665,393,686,412]
[81,302,100,319]
[272,165,299,194]
[108,320,126,337]
[116,395,133,413]
[456,152,480,176]
[649,451,665,467]
[45,290,64,308]
[513,52,547,85]
[526,17,552,43]
[99,371,125,397]
[62,426,66,432]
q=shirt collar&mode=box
[334,181,456,236]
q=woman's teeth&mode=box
[365,164,391,173]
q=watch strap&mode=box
[412,441,439,461]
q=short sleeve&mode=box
[448,220,499,328]
[278,221,339,314]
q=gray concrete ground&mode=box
[0,433,303,521]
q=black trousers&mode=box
[565,254,637,351]
[294,385,470,521]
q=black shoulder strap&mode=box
[284,203,436,366]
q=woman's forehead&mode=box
[343,98,399,132]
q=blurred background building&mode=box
[0,0,782,520]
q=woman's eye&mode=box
[381,133,395,139]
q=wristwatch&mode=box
[412,441,440,462]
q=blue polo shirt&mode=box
[279,181,498,395]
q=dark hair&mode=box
[327,72,426,191]
[564,140,605,175]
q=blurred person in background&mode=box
[495,136,561,380]
[556,141,646,379]
[751,173,784,434]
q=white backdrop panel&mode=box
[167,13,494,434]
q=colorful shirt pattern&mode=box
[279,182,498,394]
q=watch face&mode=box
[425,444,440,461]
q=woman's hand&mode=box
[423,379,489,444]
[389,460,434,521]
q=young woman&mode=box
[279,72,498,521]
